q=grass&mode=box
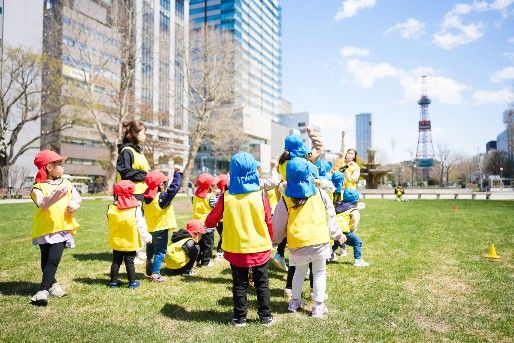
[0,199,512,342]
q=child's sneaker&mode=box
[339,247,348,257]
[329,251,337,262]
[231,318,247,327]
[182,269,197,277]
[215,250,224,260]
[109,281,120,288]
[260,316,274,327]
[284,288,292,299]
[30,290,49,306]
[272,253,288,272]
[128,280,141,289]
[353,258,369,267]
[48,283,66,297]
[288,298,304,312]
[149,273,166,282]
[311,302,328,318]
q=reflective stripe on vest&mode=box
[107,204,141,251]
[222,191,271,253]
[143,194,177,233]
[31,179,80,238]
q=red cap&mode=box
[113,180,139,209]
[217,174,228,193]
[185,219,206,236]
[195,173,214,198]
[143,171,171,199]
[33,150,67,183]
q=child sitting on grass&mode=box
[30,150,81,306]
[164,219,205,276]
[107,180,152,289]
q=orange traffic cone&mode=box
[483,243,500,259]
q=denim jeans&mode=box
[345,231,362,259]
[146,229,169,274]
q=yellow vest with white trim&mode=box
[31,179,80,238]
[143,194,177,233]
[222,191,272,253]
[116,146,149,195]
[107,204,141,251]
[335,208,355,233]
[192,194,212,222]
[164,238,190,269]
[284,191,330,249]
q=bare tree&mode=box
[483,150,512,178]
[175,24,240,188]
[0,46,74,186]
[207,110,248,160]
[436,144,462,187]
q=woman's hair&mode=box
[122,120,146,144]
[278,150,291,165]
[332,191,341,207]
[346,148,357,162]
[291,197,308,209]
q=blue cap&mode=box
[228,152,261,195]
[284,135,310,158]
[331,171,345,193]
[285,157,318,198]
[316,160,333,179]
[343,189,360,204]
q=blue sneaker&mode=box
[128,280,140,289]
[109,281,120,288]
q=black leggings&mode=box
[216,222,224,252]
[39,242,66,291]
[110,250,136,284]
[197,230,214,264]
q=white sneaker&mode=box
[311,302,328,318]
[49,283,66,297]
[31,290,49,306]
[288,298,304,312]
[272,253,288,272]
[353,258,369,267]
[340,248,348,257]
[215,251,224,260]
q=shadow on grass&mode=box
[0,281,39,296]
[72,252,112,261]
[178,275,232,284]
[161,303,230,324]
[74,272,146,286]
[216,296,290,314]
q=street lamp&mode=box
[500,167,503,189]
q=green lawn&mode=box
[0,199,512,342]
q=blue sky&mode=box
[280,0,514,162]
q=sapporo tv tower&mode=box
[415,75,435,177]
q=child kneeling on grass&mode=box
[205,152,274,327]
[143,169,182,282]
[164,219,205,276]
[107,180,152,289]
[273,157,345,318]
[30,150,81,306]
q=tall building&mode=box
[355,112,372,162]
[189,0,282,169]
[39,0,189,188]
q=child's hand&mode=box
[66,206,76,215]
[54,186,68,198]
[339,234,347,244]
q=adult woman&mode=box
[341,149,360,190]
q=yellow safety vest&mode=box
[267,188,279,214]
[192,194,212,223]
[284,191,330,249]
[107,204,141,251]
[116,146,149,195]
[344,162,360,190]
[143,194,177,233]
[278,160,288,181]
[164,238,190,269]
[335,208,355,233]
[31,179,80,238]
[222,191,271,254]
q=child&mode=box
[30,150,81,306]
[209,174,228,260]
[394,185,406,202]
[164,219,206,276]
[192,173,217,267]
[205,152,274,327]
[107,180,152,289]
[273,157,345,318]
[143,168,183,281]
[331,175,369,267]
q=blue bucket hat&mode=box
[285,157,318,198]
[284,134,310,158]
[315,160,333,179]
[228,152,261,195]
[343,189,360,204]
[331,171,345,193]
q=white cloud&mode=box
[345,59,398,89]
[433,0,514,49]
[385,18,426,39]
[472,88,514,104]
[490,66,514,82]
[508,36,514,44]
[335,0,376,20]
[340,46,370,58]
[311,112,353,152]
[503,52,514,61]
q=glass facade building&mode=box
[356,113,373,162]
[189,0,282,166]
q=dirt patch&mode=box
[414,314,452,333]
[173,198,193,213]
